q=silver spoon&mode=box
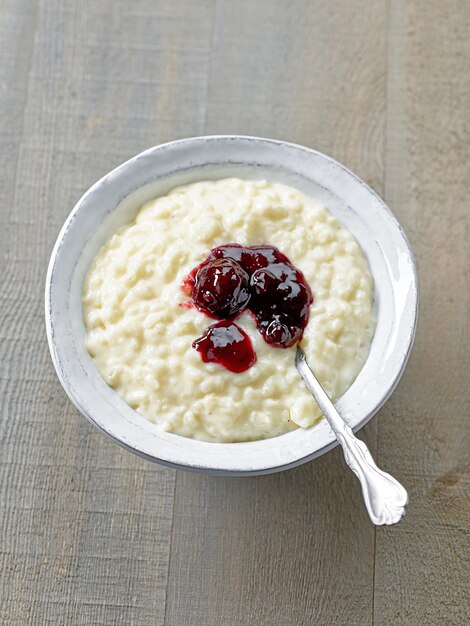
[295,347,408,525]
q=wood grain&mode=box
[0,0,469,624]
[374,1,470,624]
[0,0,215,624]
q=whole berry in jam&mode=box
[255,312,303,348]
[191,258,251,319]
[251,263,305,302]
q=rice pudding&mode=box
[83,178,375,442]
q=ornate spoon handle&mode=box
[295,347,408,525]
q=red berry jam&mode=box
[191,258,251,319]
[184,244,313,371]
[192,321,256,373]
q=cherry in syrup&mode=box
[184,243,313,371]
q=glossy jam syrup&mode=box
[192,321,256,373]
[190,257,251,319]
[184,244,313,371]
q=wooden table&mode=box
[1,1,469,624]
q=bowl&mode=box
[45,136,418,475]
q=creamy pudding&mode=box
[83,178,375,442]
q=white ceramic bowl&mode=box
[45,136,418,475]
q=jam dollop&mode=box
[185,244,313,371]
[191,258,251,319]
[192,321,256,373]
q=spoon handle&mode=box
[295,348,408,525]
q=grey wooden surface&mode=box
[0,1,468,624]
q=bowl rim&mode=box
[45,135,419,475]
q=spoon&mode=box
[295,347,408,525]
